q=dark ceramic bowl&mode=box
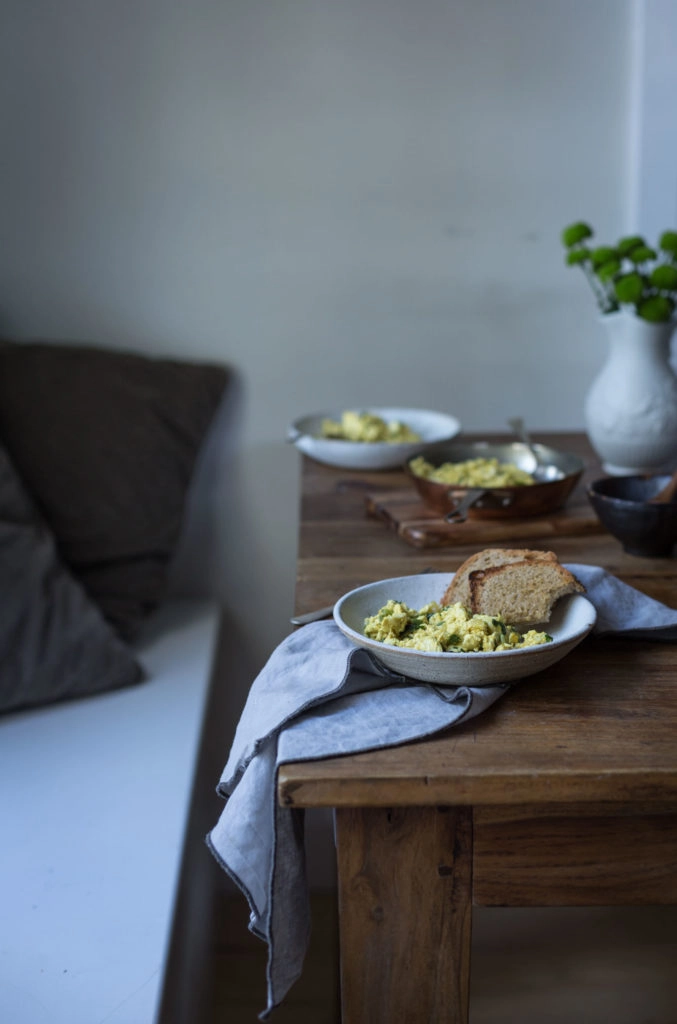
[587,475,677,557]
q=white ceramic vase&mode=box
[584,310,677,475]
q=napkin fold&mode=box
[207,565,677,1019]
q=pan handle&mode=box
[444,488,491,523]
[444,487,517,522]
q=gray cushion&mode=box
[0,443,143,714]
[0,341,229,640]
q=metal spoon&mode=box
[290,604,335,625]
[506,416,564,482]
[291,568,437,625]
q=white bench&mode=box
[0,600,221,1024]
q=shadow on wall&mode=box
[169,366,247,605]
[170,356,302,671]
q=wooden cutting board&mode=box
[365,488,605,548]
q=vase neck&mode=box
[602,312,675,359]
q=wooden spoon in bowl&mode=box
[649,467,677,503]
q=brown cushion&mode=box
[0,442,144,714]
[0,341,229,640]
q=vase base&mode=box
[602,461,663,477]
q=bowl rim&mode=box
[587,475,677,507]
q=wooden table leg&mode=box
[334,806,473,1024]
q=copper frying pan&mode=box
[405,440,585,522]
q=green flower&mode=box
[628,245,657,264]
[565,248,590,266]
[617,235,645,256]
[614,272,644,305]
[596,259,621,282]
[637,296,674,322]
[561,222,593,247]
[650,265,677,291]
[659,231,677,257]
[591,246,618,268]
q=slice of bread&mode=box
[468,559,585,629]
[441,548,558,609]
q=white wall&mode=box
[629,0,677,239]
[0,0,638,689]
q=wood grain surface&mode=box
[280,432,677,1023]
[473,809,677,906]
[335,806,472,1024]
[364,488,604,548]
[279,634,677,807]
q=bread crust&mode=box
[441,548,557,608]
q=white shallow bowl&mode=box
[333,573,597,687]
[287,407,461,470]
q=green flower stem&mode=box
[582,262,616,313]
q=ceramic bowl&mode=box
[587,475,677,557]
[287,407,461,470]
[334,573,596,686]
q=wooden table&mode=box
[278,433,677,1023]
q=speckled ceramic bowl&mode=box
[334,573,596,686]
[587,475,677,557]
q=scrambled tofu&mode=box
[321,410,420,444]
[409,455,534,487]
[363,599,551,653]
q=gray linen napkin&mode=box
[569,563,677,638]
[206,565,677,1019]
